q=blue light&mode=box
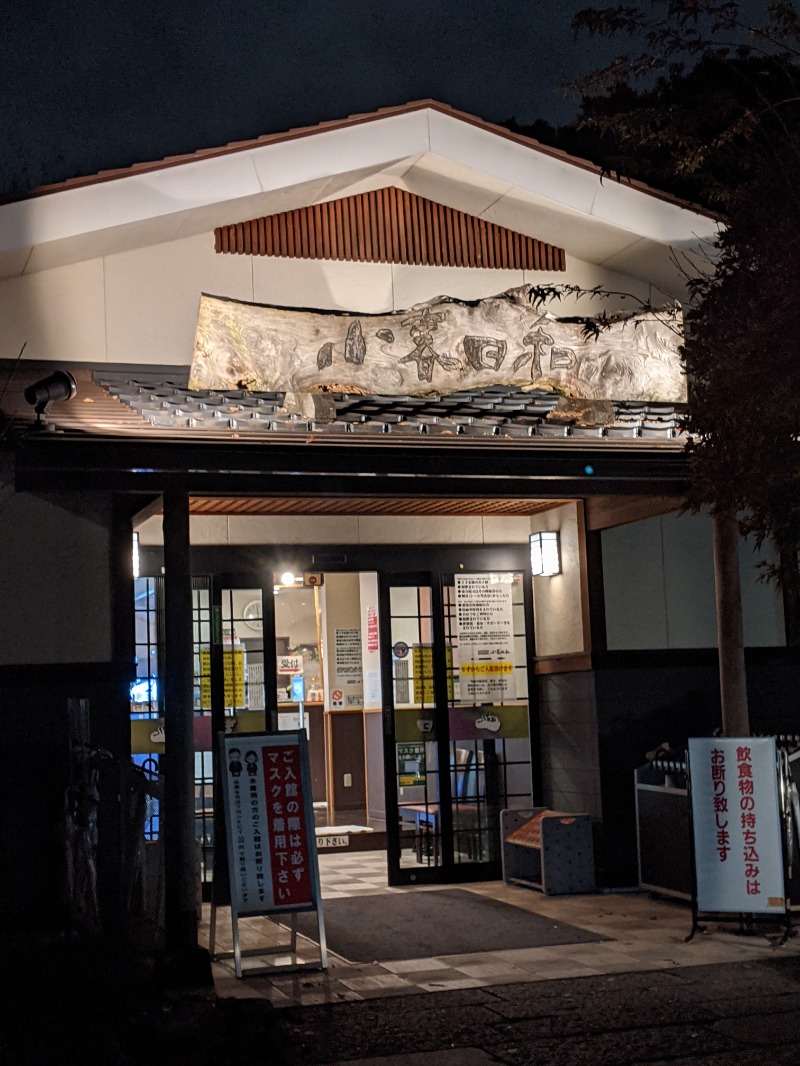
[584,465,594,476]
[130,678,158,703]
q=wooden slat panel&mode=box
[189,496,560,517]
[452,204,463,265]
[464,216,474,267]
[428,197,440,266]
[396,188,408,264]
[443,203,454,266]
[334,197,344,259]
[371,189,379,262]
[341,197,352,260]
[299,209,309,259]
[214,188,566,271]
[355,194,366,261]
[387,187,399,262]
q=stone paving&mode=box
[206,851,800,1009]
[203,957,800,1065]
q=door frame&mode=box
[139,542,540,888]
[378,560,537,886]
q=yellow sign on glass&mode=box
[199,647,246,708]
[411,644,454,703]
[461,661,514,676]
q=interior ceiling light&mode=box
[280,571,297,585]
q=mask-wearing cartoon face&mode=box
[228,747,243,776]
[244,750,259,775]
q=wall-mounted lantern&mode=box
[530,531,561,576]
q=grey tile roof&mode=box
[96,371,686,443]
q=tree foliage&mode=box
[569,1,800,205]
[518,1,800,586]
[682,137,800,585]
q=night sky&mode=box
[1,0,629,198]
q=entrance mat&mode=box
[291,889,606,962]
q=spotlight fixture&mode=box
[24,370,77,427]
[280,571,297,586]
[530,531,561,576]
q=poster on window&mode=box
[454,573,515,700]
[219,732,320,915]
[199,646,246,709]
[688,737,785,915]
[333,627,363,706]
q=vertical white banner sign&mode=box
[220,732,320,915]
[454,573,515,700]
[688,737,785,914]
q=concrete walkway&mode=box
[206,852,799,1008]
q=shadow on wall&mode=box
[594,650,800,887]
[0,662,130,944]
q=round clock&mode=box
[242,598,263,632]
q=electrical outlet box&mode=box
[343,773,352,787]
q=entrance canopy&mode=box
[4,361,689,499]
[0,100,714,502]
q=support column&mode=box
[712,512,750,736]
[162,489,198,953]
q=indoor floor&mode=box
[204,852,800,1006]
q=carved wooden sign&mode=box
[189,287,685,403]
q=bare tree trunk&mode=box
[712,511,750,736]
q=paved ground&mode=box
[7,852,800,1065]
[8,947,799,1065]
[209,852,799,1007]
[219,956,800,1065]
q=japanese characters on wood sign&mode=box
[189,287,685,404]
[220,732,319,915]
[688,737,785,915]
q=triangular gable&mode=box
[214,187,566,271]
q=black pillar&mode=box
[162,490,198,951]
[98,500,136,939]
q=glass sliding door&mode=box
[381,568,533,886]
[380,575,448,882]
[443,571,533,869]
[204,580,273,899]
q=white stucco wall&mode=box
[0,231,655,366]
[0,455,113,664]
[135,512,533,547]
[602,512,786,649]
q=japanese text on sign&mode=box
[200,646,246,709]
[689,737,784,915]
[454,573,516,700]
[220,733,317,915]
[263,744,313,907]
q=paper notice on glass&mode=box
[454,573,515,700]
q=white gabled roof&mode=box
[0,100,719,292]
